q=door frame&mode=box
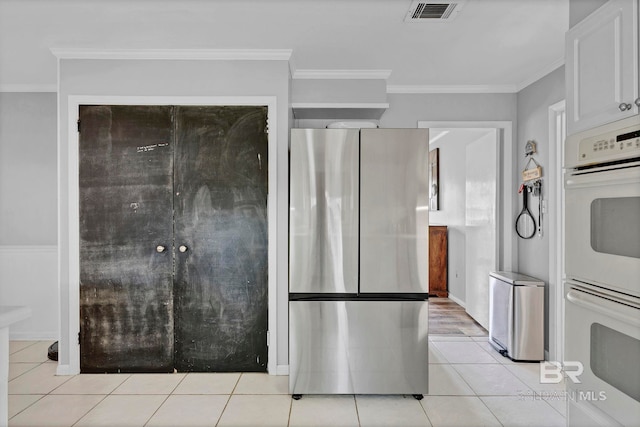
[65,95,278,374]
[417,121,515,274]
[548,100,566,363]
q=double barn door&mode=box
[79,105,268,373]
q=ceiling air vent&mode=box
[404,1,466,22]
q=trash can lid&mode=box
[489,271,544,286]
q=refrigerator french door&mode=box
[289,128,429,396]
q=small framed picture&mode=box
[429,148,439,211]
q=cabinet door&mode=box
[566,0,638,135]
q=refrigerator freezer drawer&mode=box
[289,300,429,395]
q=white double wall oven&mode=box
[563,116,640,426]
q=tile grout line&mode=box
[443,355,517,426]
[141,371,189,426]
[417,396,434,426]
[433,344,510,427]
[9,359,75,420]
[8,340,41,356]
[214,372,243,426]
[475,395,507,427]
[7,360,45,382]
[69,371,133,426]
[286,392,293,427]
[7,394,46,421]
[9,358,109,426]
[51,362,113,427]
[430,321,536,426]
[502,364,568,419]
[70,394,110,427]
[7,359,47,420]
[142,394,172,427]
[352,394,361,427]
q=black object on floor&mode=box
[47,341,58,361]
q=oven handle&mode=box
[565,165,640,188]
[566,284,640,327]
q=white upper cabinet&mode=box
[566,0,639,135]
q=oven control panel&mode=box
[578,127,640,164]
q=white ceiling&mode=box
[0,0,569,91]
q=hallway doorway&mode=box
[419,120,514,330]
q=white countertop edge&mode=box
[0,306,31,328]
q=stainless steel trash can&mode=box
[489,271,544,361]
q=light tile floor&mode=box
[8,338,566,426]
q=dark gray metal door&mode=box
[79,105,175,372]
[79,105,268,373]
[173,106,268,372]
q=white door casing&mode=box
[59,95,279,375]
[464,131,498,329]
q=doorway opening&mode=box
[418,121,514,333]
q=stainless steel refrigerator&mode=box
[289,128,429,397]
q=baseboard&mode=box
[447,293,466,308]
[9,332,58,341]
[56,364,77,376]
[276,365,289,376]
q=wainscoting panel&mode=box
[0,246,58,340]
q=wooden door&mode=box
[173,106,268,372]
[79,105,175,372]
[429,226,448,298]
[79,105,269,373]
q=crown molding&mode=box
[292,69,392,80]
[0,84,57,93]
[49,48,293,61]
[515,57,564,92]
[387,84,518,94]
[387,57,565,94]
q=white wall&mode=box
[382,93,518,127]
[569,0,608,27]
[0,92,57,245]
[429,130,498,304]
[0,92,58,339]
[0,246,58,339]
[516,65,565,353]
